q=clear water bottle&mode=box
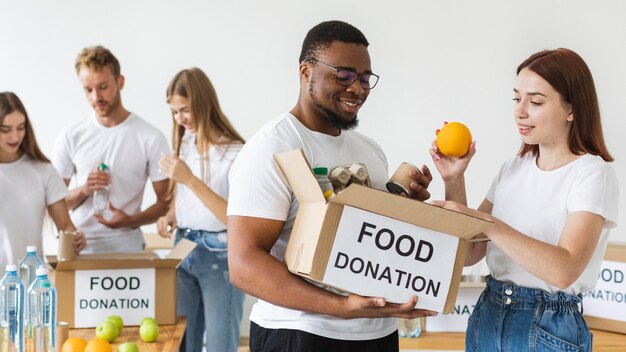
[398,317,422,338]
[313,167,335,200]
[19,246,44,289]
[26,268,56,352]
[93,163,110,215]
[1,265,25,352]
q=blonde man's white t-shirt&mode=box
[228,113,396,340]
[486,153,619,294]
[52,113,170,253]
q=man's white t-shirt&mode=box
[228,113,397,340]
[0,155,68,269]
[52,113,170,253]
[486,153,619,294]
[175,131,242,232]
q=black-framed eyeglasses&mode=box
[304,57,379,90]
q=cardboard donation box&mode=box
[274,149,493,313]
[46,239,196,328]
[424,282,485,332]
[582,242,626,334]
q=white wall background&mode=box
[2,0,625,337]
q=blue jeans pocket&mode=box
[201,232,228,252]
[535,326,581,352]
[533,309,590,352]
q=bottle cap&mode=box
[313,167,328,176]
[27,245,37,253]
[35,268,48,277]
[5,264,17,272]
[98,163,108,171]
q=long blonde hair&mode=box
[167,68,244,153]
[166,68,245,189]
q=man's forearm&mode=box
[66,186,89,210]
[123,200,169,228]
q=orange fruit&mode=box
[84,338,112,352]
[436,122,472,157]
[61,338,88,352]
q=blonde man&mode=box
[52,45,170,253]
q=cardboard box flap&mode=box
[48,256,182,270]
[166,238,197,267]
[333,184,493,239]
[45,240,196,270]
[604,242,626,261]
[274,149,325,204]
[284,202,328,275]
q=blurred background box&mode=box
[583,242,626,334]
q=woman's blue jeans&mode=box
[175,228,245,352]
[466,275,592,351]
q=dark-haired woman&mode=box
[1,92,86,270]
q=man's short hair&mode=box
[75,45,121,77]
[299,20,369,63]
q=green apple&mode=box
[105,315,124,335]
[140,317,157,326]
[95,320,119,342]
[118,342,140,352]
[139,322,159,343]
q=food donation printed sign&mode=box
[323,206,459,311]
[582,260,626,322]
[74,268,155,327]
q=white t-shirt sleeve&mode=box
[147,131,171,182]
[43,163,70,206]
[567,161,619,228]
[227,135,294,221]
[51,128,75,180]
[485,160,507,204]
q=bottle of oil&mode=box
[313,167,335,200]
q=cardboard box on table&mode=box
[274,149,493,313]
[583,242,626,334]
[46,239,196,328]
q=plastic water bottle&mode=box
[398,317,422,338]
[93,163,110,215]
[26,268,56,352]
[19,246,44,289]
[0,265,25,352]
[313,167,335,200]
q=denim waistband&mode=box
[486,275,581,312]
[176,227,227,240]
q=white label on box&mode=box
[582,260,626,322]
[324,205,459,312]
[425,287,484,332]
[74,268,155,328]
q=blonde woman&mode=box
[157,68,245,352]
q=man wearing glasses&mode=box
[227,21,434,351]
